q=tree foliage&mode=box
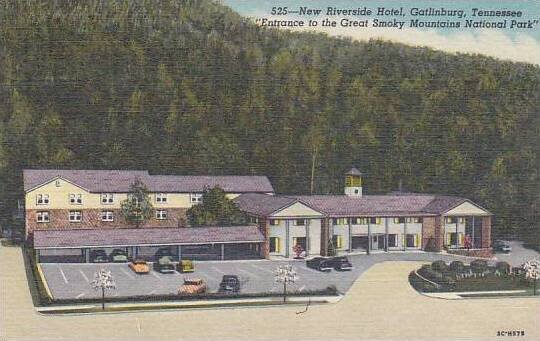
[120,179,153,228]
[0,0,538,243]
[186,187,246,227]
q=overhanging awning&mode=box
[33,226,265,249]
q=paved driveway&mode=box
[41,251,476,300]
[493,240,540,266]
[2,245,539,341]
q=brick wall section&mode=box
[26,208,188,236]
[258,219,269,259]
[421,216,436,250]
[320,218,329,256]
[482,216,492,248]
[433,216,444,251]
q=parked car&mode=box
[492,240,512,253]
[155,247,174,259]
[306,257,333,272]
[154,256,175,274]
[176,259,194,273]
[178,278,207,295]
[218,275,240,294]
[109,249,128,262]
[90,249,108,263]
[129,259,150,274]
[329,256,353,271]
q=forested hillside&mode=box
[0,0,538,242]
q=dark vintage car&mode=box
[154,256,176,274]
[492,240,512,253]
[329,256,353,271]
[218,275,241,294]
[90,249,108,263]
[306,257,333,272]
[109,249,128,263]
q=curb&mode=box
[36,263,53,300]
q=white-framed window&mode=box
[250,216,259,224]
[69,211,82,222]
[101,211,114,222]
[69,193,82,205]
[405,217,422,224]
[458,217,466,224]
[156,193,168,203]
[370,217,382,224]
[388,234,398,247]
[36,194,49,205]
[36,211,49,223]
[101,193,114,204]
[293,219,305,226]
[269,237,281,253]
[269,219,280,226]
[156,210,168,220]
[445,217,457,224]
[190,193,203,204]
[333,218,349,225]
[393,217,405,224]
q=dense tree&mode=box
[120,179,154,228]
[186,187,246,227]
[0,0,538,245]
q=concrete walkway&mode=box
[2,245,539,340]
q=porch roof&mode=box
[33,226,265,249]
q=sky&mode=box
[223,0,540,65]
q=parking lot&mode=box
[40,252,472,300]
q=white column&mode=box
[305,219,310,256]
[384,218,389,252]
[367,219,371,255]
[403,219,408,251]
[285,220,290,258]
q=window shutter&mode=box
[446,233,451,245]
[337,236,343,249]
[459,233,464,246]
[415,234,419,247]
[403,236,406,247]
[276,238,281,253]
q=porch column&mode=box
[348,219,352,253]
[221,244,225,261]
[85,248,90,263]
[285,220,290,258]
[305,219,310,256]
[135,246,139,258]
[471,216,475,248]
[35,249,40,263]
[177,245,182,260]
[367,219,371,255]
[385,218,389,252]
[456,219,459,248]
[403,219,408,251]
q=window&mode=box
[393,217,405,224]
[36,194,49,205]
[405,217,422,224]
[190,193,203,204]
[69,211,82,222]
[293,219,305,226]
[69,193,82,205]
[249,216,259,224]
[101,193,114,204]
[269,219,280,226]
[406,234,418,248]
[446,232,458,246]
[388,234,398,247]
[156,193,168,203]
[269,237,280,253]
[458,217,466,224]
[36,211,49,223]
[129,195,141,207]
[332,235,343,249]
[445,217,457,224]
[55,180,61,187]
[370,217,381,224]
[333,218,349,225]
[101,211,114,222]
[156,210,168,220]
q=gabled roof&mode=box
[23,169,275,194]
[149,175,274,193]
[233,193,298,216]
[23,169,150,193]
[235,193,490,217]
[33,226,265,249]
[346,167,362,176]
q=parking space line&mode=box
[79,270,89,282]
[150,271,162,280]
[75,293,85,299]
[238,269,261,280]
[148,289,156,295]
[57,266,68,284]
[248,264,274,274]
[211,266,226,275]
[297,266,321,274]
[298,285,306,292]
[121,268,135,280]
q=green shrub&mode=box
[449,261,465,272]
[431,260,448,272]
[495,261,511,275]
[470,259,488,273]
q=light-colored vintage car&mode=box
[128,259,150,274]
[178,278,207,295]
